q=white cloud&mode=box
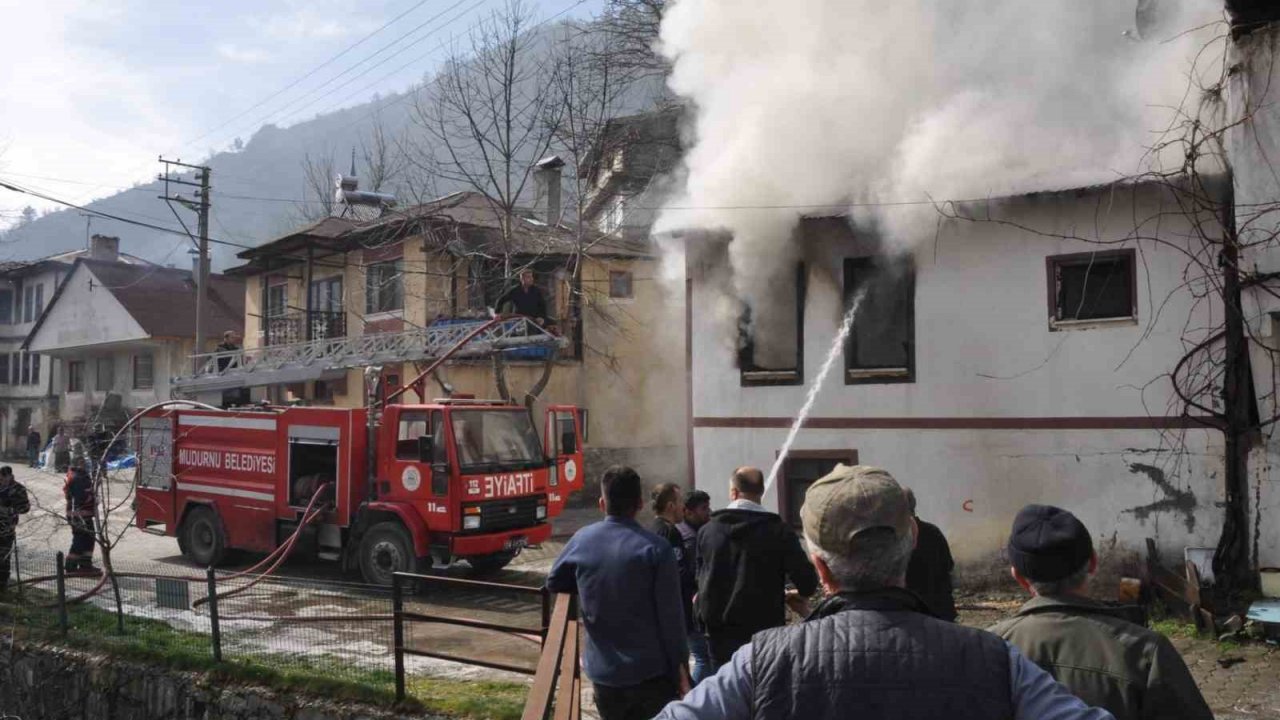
[0,0,185,217]
[260,6,378,41]
[217,43,272,63]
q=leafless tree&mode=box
[297,151,338,223]
[596,0,667,82]
[410,0,562,276]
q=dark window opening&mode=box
[844,256,915,384]
[739,263,805,387]
[27,353,38,386]
[67,361,84,392]
[96,357,114,392]
[0,289,13,325]
[777,451,857,530]
[1048,250,1136,328]
[266,284,288,318]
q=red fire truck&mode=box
[134,399,585,584]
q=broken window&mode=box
[365,260,404,314]
[739,263,805,387]
[1048,250,1135,329]
[844,256,915,383]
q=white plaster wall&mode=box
[690,185,1230,574]
[26,265,147,353]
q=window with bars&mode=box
[133,354,154,390]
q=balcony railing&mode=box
[263,311,346,346]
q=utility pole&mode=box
[158,158,212,368]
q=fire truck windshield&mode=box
[450,410,545,472]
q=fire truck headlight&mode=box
[463,515,481,530]
[535,504,547,520]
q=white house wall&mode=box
[690,186,1236,578]
[26,264,148,352]
[1232,23,1280,572]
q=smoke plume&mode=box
[655,0,1223,351]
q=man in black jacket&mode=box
[496,269,548,325]
[0,466,31,593]
[903,487,957,621]
[696,467,818,669]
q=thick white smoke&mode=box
[655,0,1224,351]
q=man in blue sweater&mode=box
[547,465,690,720]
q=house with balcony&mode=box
[24,256,244,425]
[0,235,151,456]
[224,162,687,487]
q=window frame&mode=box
[28,353,38,386]
[22,285,34,324]
[843,256,916,385]
[776,450,858,530]
[365,259,405,315]
[309,275,344,313]
[67,360,85,393]
[739,263,806,387]
[0,289,13,326]
[265,283,288,319]
[96,357,115,392]
[1046,249,1138,331]
[132,354,155,390]
[608,270,634,299]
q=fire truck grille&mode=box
[471,496,541,533]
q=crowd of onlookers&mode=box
[548,463,1214,720]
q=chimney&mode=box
[89,234,120,263]
[533,156,564,226]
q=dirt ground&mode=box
[11,464,1280,718]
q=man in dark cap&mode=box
[656,466,1114,720]
[903,487,957,621]
[990,504,1211,720]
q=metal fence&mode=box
[0,546,552,705]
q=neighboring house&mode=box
[224,162,687,486]
[0,235,149,456]
[684,182,1241,578]
[25,257,244,424]
[581,106,682,241]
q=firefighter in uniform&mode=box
[64,453,100,576]
[0,465,31,593]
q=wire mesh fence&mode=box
[0,545,549,706]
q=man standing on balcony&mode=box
[216,331,248,407]
[496,269,547,326]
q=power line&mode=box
[0,180,253,251]
[179,0,442,153]
[209,0,486,154]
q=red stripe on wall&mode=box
[692,416,1221,430]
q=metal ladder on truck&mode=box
[171,316,565,394]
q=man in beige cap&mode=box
[655,465,1115,720]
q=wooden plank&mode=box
[553,622,581,720]
[522,594,572,720]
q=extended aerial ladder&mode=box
[171,317,565,395]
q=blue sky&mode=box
[0,0,604,220]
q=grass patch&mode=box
[0,595,527,719]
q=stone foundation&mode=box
[0,642,431,720]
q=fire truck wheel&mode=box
[180,507,227,567]
[467,551,517,575]
[358,522,417,586]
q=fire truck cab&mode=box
[135,400,585,584]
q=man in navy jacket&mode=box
[547,466,689,720]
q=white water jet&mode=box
[765,290,867,494]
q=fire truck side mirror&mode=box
[560,430,577,456]
[417,435,433,463]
